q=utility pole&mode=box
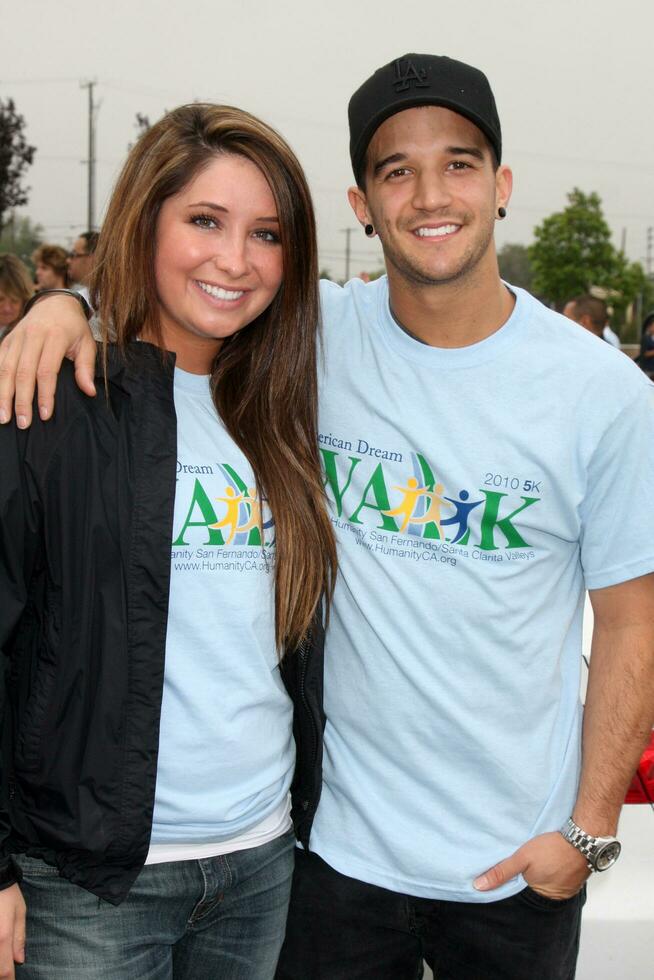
[80,79,98,231]
[341,228,355,282]
[647,226,653,278]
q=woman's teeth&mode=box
[197,282,244,300]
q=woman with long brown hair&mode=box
[0,104,335,979]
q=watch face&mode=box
[596,840,621,871]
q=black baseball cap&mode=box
[348,53,502,184]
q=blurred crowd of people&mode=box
[0,231,98,342]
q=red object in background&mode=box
[625,730,654,804]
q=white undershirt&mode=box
[146,794,292,865]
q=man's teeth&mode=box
[415,225,459,237]
[198,282,244,300]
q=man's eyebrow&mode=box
[372,153,408,177]
[187,202,279,222]
[446,145,485,161]
[372,144,486,178]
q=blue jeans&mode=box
[16,830,295,979]
[276,849,586,980]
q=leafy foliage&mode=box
[0,98,36,232]
[528,189,645,318]
[497,243,533,291]
[0,215,43,270]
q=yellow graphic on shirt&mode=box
[210,486,264,544]
[210,486,246,545]
[235,487,262,534]
[407,483,454,542]
[382,477,428,532]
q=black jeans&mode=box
[276,850,585,980]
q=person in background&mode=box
[602,321,621,347]
[31,244,69,290]
[563,294,608,340]
[636,310,654,378]
[0,254,34,343]
[67,231,99,305]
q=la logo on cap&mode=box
[393,57,429,92]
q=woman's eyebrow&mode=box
[187,201,279,222]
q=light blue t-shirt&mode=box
[310,277,654,902]
[150,368,294,844]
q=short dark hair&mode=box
[568,295,607,332]
[79,231,100,254]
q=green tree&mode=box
[0,98,36,232]
[0,215,43,269]
[497,243,533,291]
[609,253,648,341]
[529,189,618,308]
[529,189,648,333]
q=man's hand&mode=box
[0,294,96,428]
[473,831,590,900]
[0,885,26,979]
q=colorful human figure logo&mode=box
[236,487,264,534]
[440,490,483,543]
[407,482,453,541]
[382,477,428,532]
[210,485,274,545]
[383,476,484,542]
[210,486,246,545]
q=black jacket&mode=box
[0,343,324,904]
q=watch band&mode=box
[23,288,93,322]
[559,817,621,872]
[560,818,597,867]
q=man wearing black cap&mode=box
[3,53,654,980]
[274,53,654,979]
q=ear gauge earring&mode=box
[497,207,507,219]
[364,224,375,237]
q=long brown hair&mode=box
[91,104,336,651]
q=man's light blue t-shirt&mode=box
[150,368,294,845]
[310,277,654,902]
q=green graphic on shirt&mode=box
[173,479,225,546]
[172,472,269,548]
[348,464,398,532]
[478,491,539,551]
[320,447,540,551]
[321,450,362,517]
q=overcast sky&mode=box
[3,0,653,280]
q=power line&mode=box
[0,76,79,85]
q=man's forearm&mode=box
[574,579,654,836]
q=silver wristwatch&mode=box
[559,817,621,872]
